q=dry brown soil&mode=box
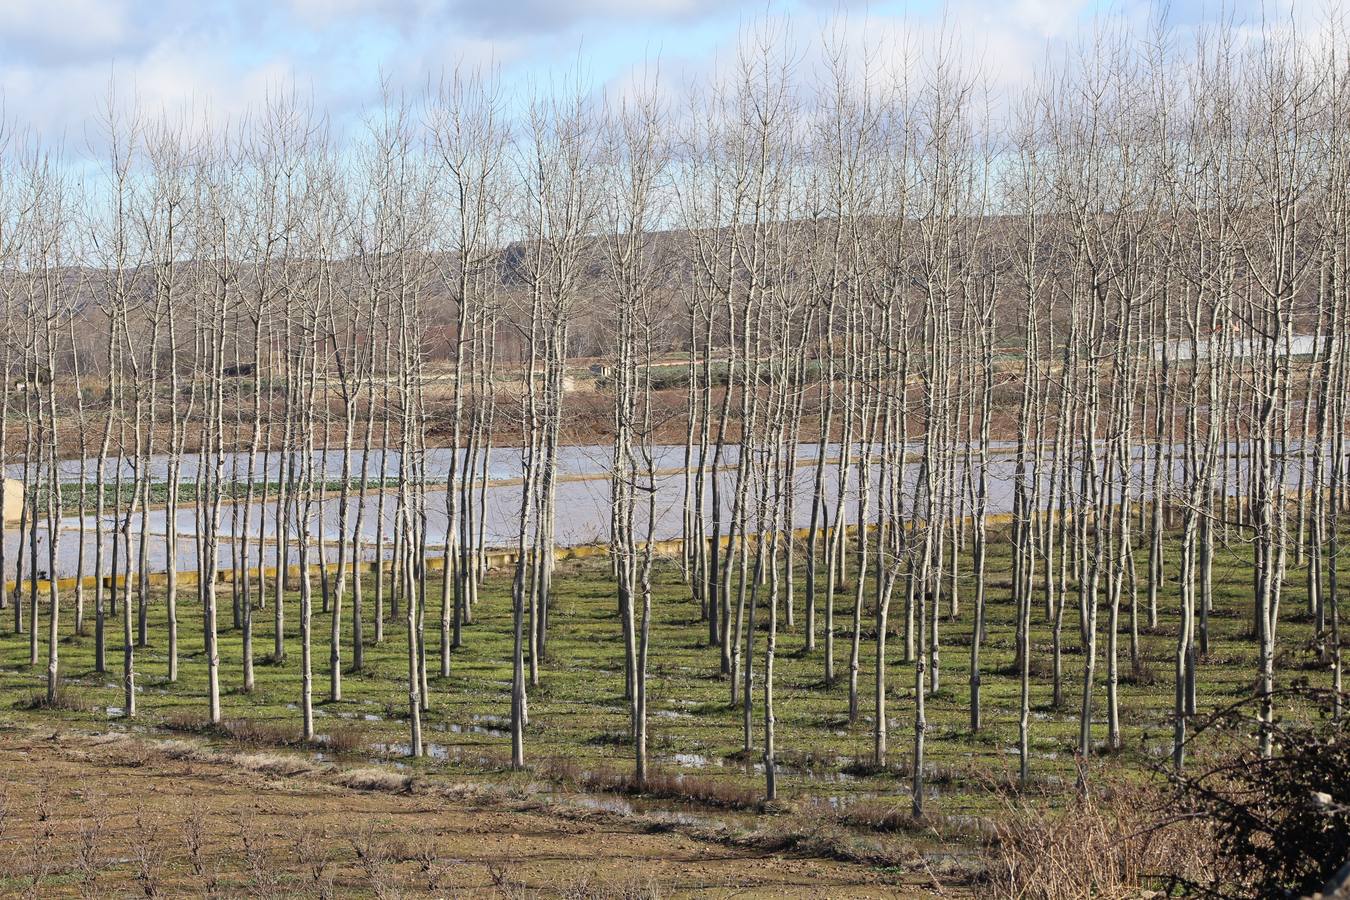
[0,724,936,898]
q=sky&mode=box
[0,0,1315,151]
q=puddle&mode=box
[105,706,124,717]
[943,814,997,837]
[447,722,508,737]
[433,713,509,737]
[642,809,719,828]
[795,769,859,783]
[571,795,634,816]
[371,741,451,760]
[827,784,941,806]
[733,757,858,782]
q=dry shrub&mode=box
[536,756,586,784]
[638,770,759,809]
[162,712,298,748]
[1122,657,1161,686]
[350,823,399,900]
[23,829,52,900]
[183,807,215,890]
[17,679,93,713]
[161,708,209,733]
[99,739,159,769]
[233,751,318,777]
[222,718,296,747]
[833,798,926,833]
[986,779,1212,900]
[419,854,458,894]
[154,739,208,761]
[131,807,166,898]
[561,872,663,899]
[338,767,415,793]
[0,788,11,878]
[754,815,855,858]
[75,810,104,898]
[747,812,907,869]
[535,757,759,810]
[486,861,530,898]
[774,747,841,772]
[318,725,363,754]
[33,772,54,823]
[1170,686,1350,897]
[380,839,455,893]
[236,811,282,899]
[295,827,336,900]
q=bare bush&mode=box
[986,779,1213,900]
[75,810,106,898]
[236,810,282,898]
[350,822,399,900]
[295,827,335,900]
[131,808,166,898]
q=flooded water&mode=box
[1,440,1329,582]
[4,443,836,486]
[371,740,453,760]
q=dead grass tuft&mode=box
[233,752,320,778]
[1122,657,1162,686]
[317,725,363,755]
[337,767,415,793]
[16,681,94,713]
[536,757,760,810]
[162,712,302,748]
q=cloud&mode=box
[446,0,740,37]
[0,0,140,63]
[0,0,1343,158]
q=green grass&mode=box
[19,478,407,510]
[0,525,1334,836]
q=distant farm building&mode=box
[1153,333,1323,362]
[1,479,20,524]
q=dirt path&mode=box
[0,724,933,898]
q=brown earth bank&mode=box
[4,380,1202,460]
[0,723,944,898]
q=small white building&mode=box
[2,478,20,523]
[1153,333,1324,362]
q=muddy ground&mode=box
[0,723,938,898]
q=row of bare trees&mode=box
[0,15,1346,809]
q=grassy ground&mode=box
[0,524,1334,895]
[38,478,407,508]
